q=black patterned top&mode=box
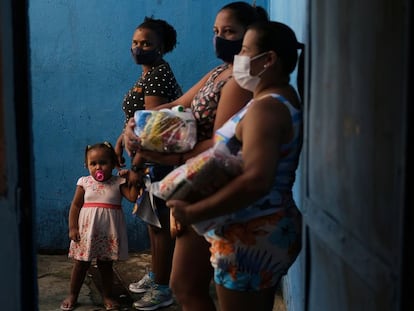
[191,64,231,141]
[122,61,182,126]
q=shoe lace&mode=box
[145,284,171,301]
[140,287,159,303]
[137,274,151,286]
[135,268,154,287]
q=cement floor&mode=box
[37,251,286,311]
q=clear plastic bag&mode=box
[152,144,242,201]
[150,144,243,234]
[134,106,197,153]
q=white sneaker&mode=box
[132,285,174,310]
[129,273,154,293]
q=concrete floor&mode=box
[37,251,287,311]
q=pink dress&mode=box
[68,175,129,261]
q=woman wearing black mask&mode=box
[114,17,182,311]
[168,21,304,311]
[116,17,182,174]
[124,3,268,311]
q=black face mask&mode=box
[214,36,243,63]
[131,47,160,65]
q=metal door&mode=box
[0,1,37,310]
[302,0,411,310]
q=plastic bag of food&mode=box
[150,144,243,233]
[134,105,196,153]
[152,144,242,201]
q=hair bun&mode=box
[296,42,305,50]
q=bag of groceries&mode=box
[134,105,197,153]
[150,143,243,234]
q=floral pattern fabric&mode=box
[204,94,303,291]
[205,203,302,291]
[68,175,129,261]
[191,64,230,141]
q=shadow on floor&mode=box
[37,251,286,311]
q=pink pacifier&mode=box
[95,170,105,181]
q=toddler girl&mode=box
[60,142,140,311]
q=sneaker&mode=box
[132,286,174,310]
[129,273,154,293]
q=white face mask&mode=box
[233,52,268,92]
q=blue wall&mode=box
[269,1,307,310]
[29,0,269,251]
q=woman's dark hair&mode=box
[84,141,118,167]
[249,21,305,98]
[220,1,269,27]
[137,16,177,54]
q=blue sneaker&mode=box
[132,285,174,310]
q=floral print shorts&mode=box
[205,206,302,291]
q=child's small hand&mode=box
[118,169,129,178]
[69,228,80,242]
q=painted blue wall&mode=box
[269,1,307,310]
[29,0,269,251]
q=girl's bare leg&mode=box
[97,260,118,307]
[61,260,91,308]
